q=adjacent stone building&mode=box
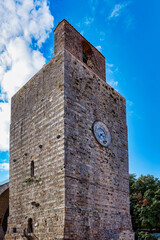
[5,20,134,239]
[0,182,9,240]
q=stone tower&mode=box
[5,20,134,240]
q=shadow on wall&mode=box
[0,183,9,240]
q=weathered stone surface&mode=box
[5,51,65,240]
[0,183,9,240]
[64,49,134,239]
[54,20,106,82]
[5,20,134,240]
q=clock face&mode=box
[93,121,111,147]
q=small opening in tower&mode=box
[27,218,33,233]
[81,40,93,67]
[31,161,34,177]
[83,52,87,64]
[13,227,17,233]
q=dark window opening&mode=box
[31,161,34,177]
[27,218,33,233]
[13,228,17,233]
[81,40,93,67]
[83,52,87,64]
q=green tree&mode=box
[136,231,157,240]
[129,174,160,238]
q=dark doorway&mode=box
[27,218,33,233]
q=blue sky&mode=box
[0,0,160,182]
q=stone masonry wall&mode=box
[5,19,134,240]
[5,51,66,240]
[54,20,106,82]
[64,49,134,239]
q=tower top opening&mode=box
[54,19,106,81]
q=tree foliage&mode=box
[135,231,157,240]
[129,174,160,239]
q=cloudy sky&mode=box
[0,0,160,182]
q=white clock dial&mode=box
[93,121,111,147]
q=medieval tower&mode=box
[5,20,134,240]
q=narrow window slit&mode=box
[83,52,87,64]
[27,218,33,233]
[31,161,34,177]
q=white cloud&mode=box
[106,63,114,68]
[127,100,134,117]
[0,163,9,171]
[106,62,119,88]
[99,31,106,42]
[84,17,94,25]
[127,100,133,106]
[0,0,54,151]
[107,68,113,74]
[76,17,94,35]
[108,3,128,19]
[1,37,46,99]
[96,45,102,52]
[0,93,7,102]
[1,159,7,162]
[108,79,118,87]
[0,102,10,151]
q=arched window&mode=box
[27,218,33,233]
[81,40,93,67]
[31,161,34,177]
